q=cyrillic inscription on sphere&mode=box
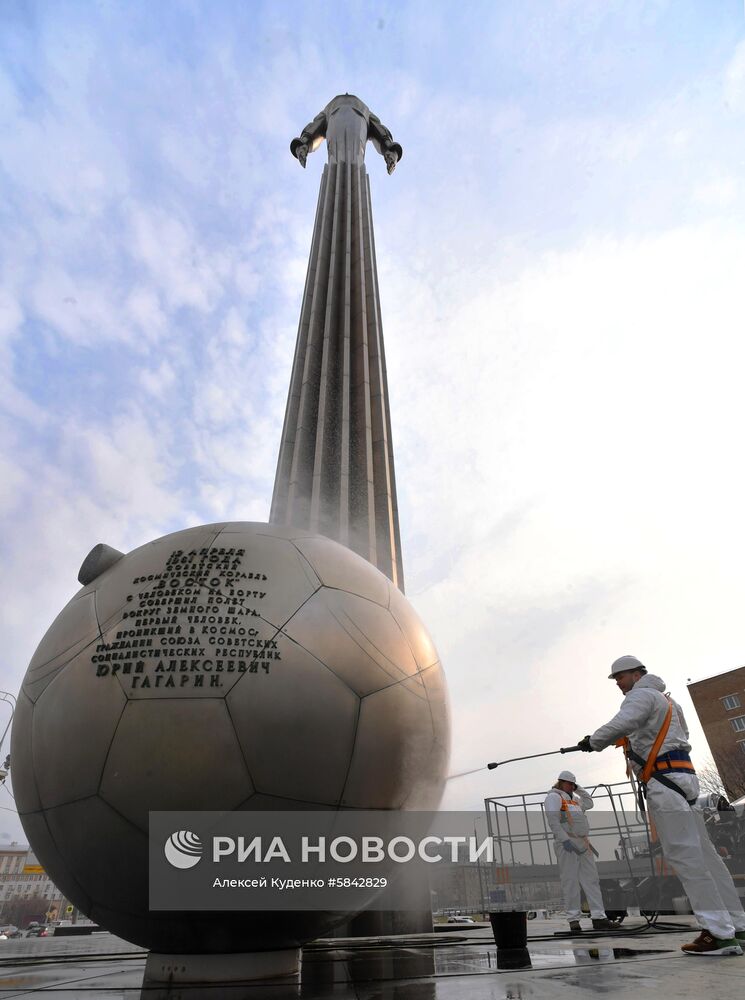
[92,545,281,691]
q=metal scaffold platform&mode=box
[484,780,745,917]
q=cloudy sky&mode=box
[2,0,745,840]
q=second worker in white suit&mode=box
[544,770,613,933]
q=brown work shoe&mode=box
[568,920,582,933]
[681,930,742,956]
[591,918,613,930]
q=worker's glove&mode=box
[577,735,594,752]
[562,841,583,854]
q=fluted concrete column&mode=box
[271,95,404,591]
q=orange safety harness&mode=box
[615,696,697,808]
[559,795,598,856]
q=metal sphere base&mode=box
[143,948,301,985]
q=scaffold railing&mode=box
[484,781,660,910]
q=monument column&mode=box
[270,94,405,591]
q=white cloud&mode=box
[127,287,168,342]
[0,288,23,343]
[127,205,230,314]
[724,38,745,111]
[693,174,739,208]
[31,269,132,347]
[140,359,176,396]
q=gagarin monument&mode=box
[273,93,406,589]
[11,94,450,982]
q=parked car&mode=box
[447,915,475,923]
[25,927,48,937]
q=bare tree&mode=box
[697,752,745,801]
[696,757,727,798]
[716,747,745,800]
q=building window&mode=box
[730,715,745,732]
[721,694,741,710]
[738,740,745,755]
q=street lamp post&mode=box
[0,692,16,785]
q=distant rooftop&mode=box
[687,663,745,687]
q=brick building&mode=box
[688,666,745,800]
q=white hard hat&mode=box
[558,770,577,784]
[608,654,645,679]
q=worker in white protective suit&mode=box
[544,771,613,933]
[577,655,745,957]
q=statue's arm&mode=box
[290,111,327,168]
[368,112,403,174]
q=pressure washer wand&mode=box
[486,745,583,770]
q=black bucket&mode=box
[489,911,531,969]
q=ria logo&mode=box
[164,830,203,869]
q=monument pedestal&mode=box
[143,948,300,986]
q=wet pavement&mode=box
[0,918,742,998]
